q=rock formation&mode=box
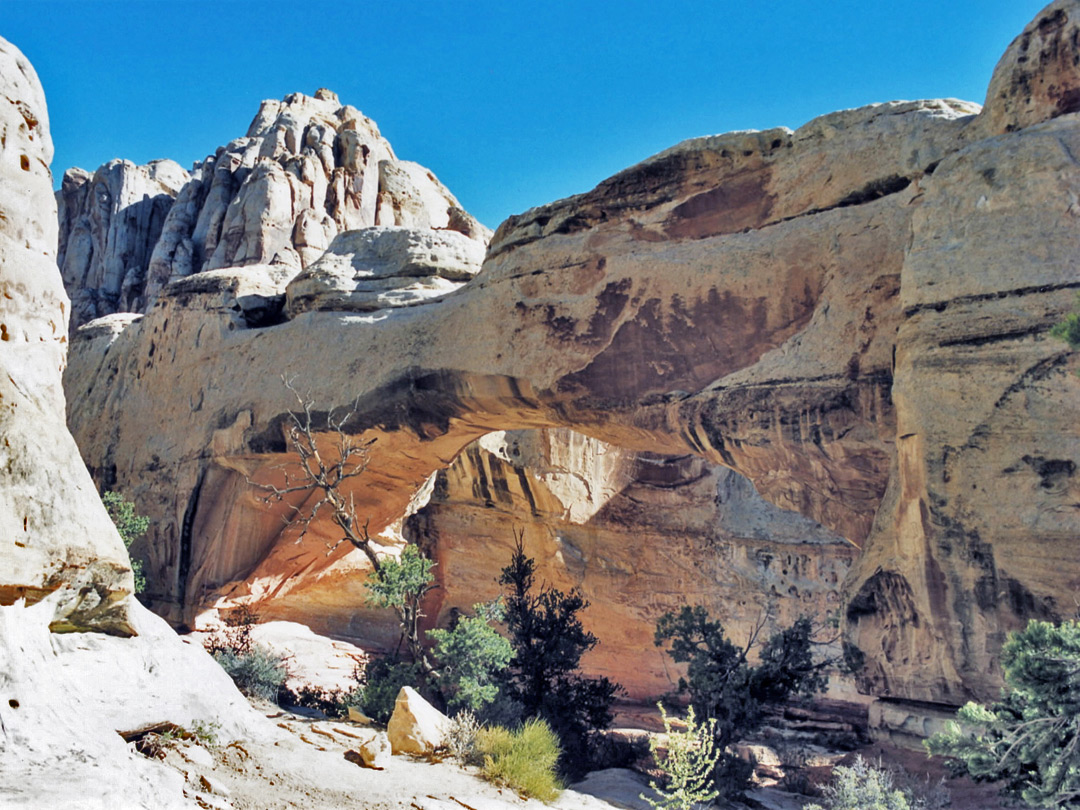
[62,0,1080,738]
[413,429,856,700]
[387,686,449,755]
[57,158,189,328]
[0,35,271,808]
[54,89,491,330]
[0,32,134,636]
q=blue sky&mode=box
[3,1,1051,228]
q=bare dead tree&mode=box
[253,375,382,572]
[252,376,438,674]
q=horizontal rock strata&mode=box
[62,1,1080,716]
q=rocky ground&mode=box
[134,701,623,810]
[118,696,1016,810]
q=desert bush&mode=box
[475,718,563,801]
[102,491,149,594]
[281,683,351,717]
[446,709,481,762]
[498,534,620,776]
[358,656,424,724]
[643,703,721,810]
[654,606,834,794]
[1050,292,1080,350]
[203,604,260,657]
[365,544,438,675]
[213,646,288,702]
[204,605,289,703]
[429,600,513,715]
[805,756,912,810]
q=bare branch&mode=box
[248,376,380,572]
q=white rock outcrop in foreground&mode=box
[0,34,278,810]
[0,34,134,635]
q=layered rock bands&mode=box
[62,0,1080,717]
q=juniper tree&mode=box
[498,532,621,775]
[926,619,1080,808]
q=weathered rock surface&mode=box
[387,687,449,755]
[62,1,1080,727]
[414,428,855,700]
[0,34,136,634]
[285,226,486,315]
[844,110,1080,703]
[54,89,492,330]
[56,158,189,329]
[0,35,282,809]
[978,0,1080,137]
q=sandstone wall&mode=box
[845,2,1080,703]
[63,2,1080,715]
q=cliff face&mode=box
[63,1,1080,720]
[0,35,269,808]
[56,159,189,328]
[55,89,490,329]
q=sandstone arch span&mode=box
[67,1,1080,711]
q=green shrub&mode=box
[805,756,911,810]
[643,703,721,810]
[212,646,288,703]
[359,656,423,724]
[365,544,437,673]
[429,601,513,715]
[475,718,563,801]
[1050,293,1080,350]
[102,491,149,594]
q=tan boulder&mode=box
[387,686,449,755]
[346,730,392,768]
[347,706,373,725]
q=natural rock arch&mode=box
[66,1,1080,712]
